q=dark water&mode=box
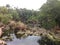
[6,34,41,45]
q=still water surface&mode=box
[7,34,41,45]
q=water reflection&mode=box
[7,34,41,45]
[2,29,41,45]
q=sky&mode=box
[0,0,47,10]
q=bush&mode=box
[0,14,12,24]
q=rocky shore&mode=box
[0,21,60,45]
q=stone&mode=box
[0,40,6,45]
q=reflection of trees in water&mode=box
[2,29,25,41]
[2,29,14,41]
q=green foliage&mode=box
[0,1,60,30]
[28,15,38,22]
[11,10,20,21]
[0,5,39,25]
[39,0,60,29]
[16,8,39,23]
[0,14,12,24]
[0,7,8,14]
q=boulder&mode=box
[15,21,27,31]
[0,40,6,45]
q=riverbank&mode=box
[0,21,60,45]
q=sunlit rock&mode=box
[15,21,27,31]
[0,40,6,45]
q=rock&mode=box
[17,31,25,35]
[0,40,6,45]
[8,21,16,30]
[0,28,3,37]
[39,32,60,45]
[15,21,27,31]
[0,26,5,37]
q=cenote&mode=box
[5,34,41,45]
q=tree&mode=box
[6,4,10,8]
[16,8,39,23]
[0,7,8,14]
[39,0,60,29]
[0,14,12,24]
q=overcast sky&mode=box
[0,0,47,10]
